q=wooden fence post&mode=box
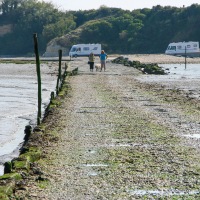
[185,46,187,70]
[33,33,42,125]
[59,49,62,81]
[56,50,62,94]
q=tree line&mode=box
[0,0,200,56]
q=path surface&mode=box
[19,57,200,199]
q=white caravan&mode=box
[165,41,200,57]
[69,44,101,57]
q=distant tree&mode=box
[0,0,76,55]
[0,0,24,14]
[80,20,113,43]
[43,16,76,41]
[1,2,200,55]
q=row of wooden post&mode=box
[33,33,66,125]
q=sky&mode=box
[43,0,200,11]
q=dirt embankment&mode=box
[6,55,200,199]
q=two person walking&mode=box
[88,50,107,72]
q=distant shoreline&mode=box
[0,54,200,64]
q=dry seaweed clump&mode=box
[112,56,166,74]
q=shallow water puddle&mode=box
[82,163,108,167]
[87,171,99,176]
[109,143,139,147]
[88,149,96,154]
[184,134,200,139]
[85,133,96,137]
[128,189,199,196]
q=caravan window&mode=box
[177,46,182,49]
[71,47,76,52]
[194,44,197,47]
[83,47,89,51]
[93,47,98,50]
[187,45,191,48]
[170,46,176,50]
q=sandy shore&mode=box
[109,54,200,64]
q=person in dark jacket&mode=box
[88,52,95,72]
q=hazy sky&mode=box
[43,0,200,11]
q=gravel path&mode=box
[17,56,200,199]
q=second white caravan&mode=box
[69,44,101,57]
[165,41,200,57]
